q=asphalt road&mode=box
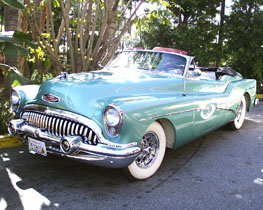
[1,103,263,210]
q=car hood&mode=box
[30,69,184,118]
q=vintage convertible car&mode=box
[8,47,257,180]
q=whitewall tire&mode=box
[125,121,166,180]
[230,95,246,130]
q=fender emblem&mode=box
[42,94,60,103]
[200,104,216,120]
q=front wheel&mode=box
[124,121,166,180]
[229,95,246,130]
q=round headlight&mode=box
[11,92,20,104]
[105,108,120,127]
[10,90,21,112]
[103,105,123,137]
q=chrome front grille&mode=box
[21,111,98,145]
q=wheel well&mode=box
[244,92,251,112]
[157,118,176,149]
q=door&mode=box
[185,77,228,136]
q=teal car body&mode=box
[9,47,257,179]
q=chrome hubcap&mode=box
[135,132,159,169]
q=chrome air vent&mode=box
[21,111,98,145]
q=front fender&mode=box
[91,93,195,146]
[12,85,40,117]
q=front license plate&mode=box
[28,137,47,156]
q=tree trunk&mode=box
[217,0,225,66]
[3,5,21,68]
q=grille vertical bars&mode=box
[21,111,98,145]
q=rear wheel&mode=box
[230,95,246,130]
[124,121,166,180]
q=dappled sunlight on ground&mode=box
[0,150,60,210]
[0,197,7,210]
[245,115,263,124]
[5,168,52,210]
[253,169,263,186]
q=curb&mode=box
[256,94,263,99]
[0,135,23,149]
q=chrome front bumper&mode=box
[8,119,141,168]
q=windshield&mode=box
[106,51,187,75]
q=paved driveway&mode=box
[1,103,263,210]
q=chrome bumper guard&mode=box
[8,119,141,168]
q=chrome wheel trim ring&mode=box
[236,100,245,124]
[236,102,243,122]
[135,132,160,169]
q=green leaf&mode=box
[13,31,32,42]
[5,67,30,86]
[13,31,37,49]
[53,0,60,8]
[15,44,29,57]
[26,41,38,49]
[3,42,18,58]
[2,0,25,9]
[0,31,36,55]
[3,42,29,58]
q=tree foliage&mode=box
[136,0,221,65]
[1,0,25,9]
[24,0,145,75]
[0,31,36,58]
[136,0,263,90]
[225,0,263,86]
[0,0,32,134]
[135,9,175,48]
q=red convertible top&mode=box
[153,47,188,55]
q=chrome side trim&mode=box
[139,103,240,122]
[216,108,236,115]
[245,86,256,91]
[139,108,196,122]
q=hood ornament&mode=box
[42,94,60,103]
[59,71,68,79]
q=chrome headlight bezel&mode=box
[10,89,21,112]
[103,105,123,137]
